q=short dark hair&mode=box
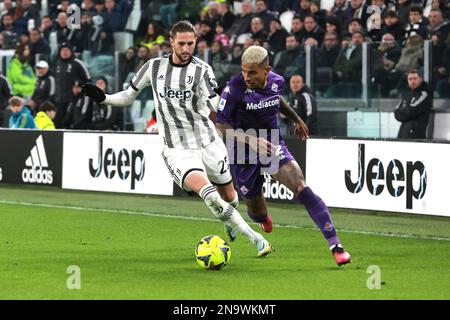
[40,101,57,112]
[408,69,421,76]
[169,20,196,39]
[292,15,303,22]
[383,10,398,19]
[409,5,423,15]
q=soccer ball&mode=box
[195,235,231,270]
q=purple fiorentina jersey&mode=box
[216,71,285,133]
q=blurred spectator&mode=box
[39,15,53,42]
[29,28,51,66]
[218,2,235,32]
[228,0,253,38]
[428,9,450,89]
[7,43,36,98]
[119,46,137,85]
[1,13,19,49]
[82,0,97,14]
[51,0,71,20]
[343,0,364,28]
[135,45,151,70]
[53,42,91,128]
[254,0,277,33]
[397,0,414,27]
[159,0,180,28]
[160,40,171,55]
[11,0,40,36]
[94,0,106,15]
[211,40,228,85]
[214,22,230,48]
[373,33,402,97]
[317,31,341,68]
[325,17,341,39]
[29,60,55,112]
[394,70,432,139]
[267,18,289,54]
[436,34,450,98]
[1,0,15,18]
[62,81,93,129]
[291,15,307,43]
[196,39,211,64]
[19,31,29,45]
[90,76,121,130]
[273,34,306,79]
[288,74,318,135]
[204,1,221,27]
[250,16,268,43]
[8,96,36,129]
[382,10,405,43]
[50,12,82,52]
[303,15,325,46]
[140,21,166,50]
[428,9,450,42]
[0,73,12,127]
[35,100,57,130]
[327,31,364,97]
[432,0,450,20]
[230,43,244,64]
[343,18,363,39]
[198,20,215,46]
[403,5,428,44]
[0,32,4,49]
[327,0,348,27]
[310,1,327,29]
[293,0,312,20]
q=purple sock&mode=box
[297,187,340,248]
[247,211,267,223]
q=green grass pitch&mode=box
[0,185,449,300]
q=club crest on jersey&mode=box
[159,86,193,100]
[240,185,249,195]
[187,76,193,84]
[271,83,278,92]
[209,78,218,88]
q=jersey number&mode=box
[219,156,229,175]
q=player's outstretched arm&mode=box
[279,96,309,141]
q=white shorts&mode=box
[162,138,232,191]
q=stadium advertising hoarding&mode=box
[306,138,450,217]
[0,129,63,187]
[62,132,173,196]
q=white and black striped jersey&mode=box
[104,54,220,149]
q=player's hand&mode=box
[294,118,309,141]
[249,137,278,157]
[81,83,106,103]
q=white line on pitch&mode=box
[1,200,449,242]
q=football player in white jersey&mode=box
[83,21,272,257]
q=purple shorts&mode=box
[230,142,294,199]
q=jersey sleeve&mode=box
[103,59,153,107]
[198,64,219,100]
[215,81,240,126]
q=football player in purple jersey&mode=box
[215,46,351,266]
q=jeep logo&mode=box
[345,143,427,209]
[159,86,193,100]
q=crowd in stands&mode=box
[1,0,449,134]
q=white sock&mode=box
[199,184,263,246]
[229,191,239,209]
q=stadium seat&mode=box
[113,32,134,53]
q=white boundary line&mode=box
[1,200,450,242]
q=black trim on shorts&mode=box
[181,168,205,191]
[210,179,233,187]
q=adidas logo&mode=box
[158,75,164,80]
[22,135,53,184]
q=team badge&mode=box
[271,83,278,92]
[240,185,249,195]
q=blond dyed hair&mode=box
[241,45,269,65]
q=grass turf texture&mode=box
[0,185,449,299]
